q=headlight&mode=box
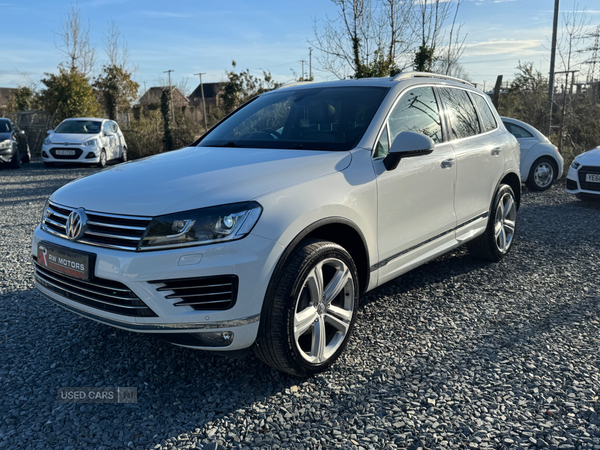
[138,201,263,250]
[43,137,52,145]
[83,139,100,147]
[571,160,581,170]
[0,139,12,150]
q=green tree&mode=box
[13,87,37,111]
[161,88,174,152]
[94,65,139,120]
[39,68,99,125]
[221,61,281,115]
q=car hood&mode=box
[48,133,99,144]
[577,147,600,166]
[51,146,352,216]
[0,132,12,141]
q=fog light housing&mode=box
[192,331,234,347]
[42,151,49,158]
[85,152,96,159]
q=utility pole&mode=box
[163,69,175,120]
[194,72,208,131]
[309,47,313,80]
[298,59,307,80]
[547,0,560,136]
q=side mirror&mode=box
[47,129,53,134]
[383,131,435,171]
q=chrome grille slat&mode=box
[156,283,230,291]
[35,263,156,317]
[165,291,232,299]
[41,201,152,251]
[174,299,233,306]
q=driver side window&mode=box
[375,87,442,158]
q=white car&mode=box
[565,147,600,198]
[41,118,127,168]
[501,117,564,191]
[32,73,521,376]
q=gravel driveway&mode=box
[1,161,599,450]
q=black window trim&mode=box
[503,121,534,139]
[469,91,499,135]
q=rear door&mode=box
[437,87,504,233]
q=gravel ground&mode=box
[1,161,599,450]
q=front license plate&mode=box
[56,149,76,156]
[585,173,600,183]
[37,242,94,281]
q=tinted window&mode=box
[504,122,533,139]
[388,87,442,146]
[199,86,389,151]
[472,94,497,132]
[0,120,11,132]
[438,88,480,140]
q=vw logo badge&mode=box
[66,209,87,240]
[64,142,70,146]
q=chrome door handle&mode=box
[491,147,501,156]
[441,159,455,168]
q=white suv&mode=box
[32,73,520,376]
[42,117,127,168]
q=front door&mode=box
[373,86,457,284]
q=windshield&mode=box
[198,86,389,151]
[55,120,102,134]
[0,120,12,133]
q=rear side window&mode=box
[438,88,480,140]
[471,94,497,132]
[387,86,443,146]
[504,122,533,139]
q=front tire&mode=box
[118,146,127,163]
[97,150,107,168]
[526,157,556,191]
[254,239,359,377]
[467,184,517,261]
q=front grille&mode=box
[42,201,151,251]
[49,147,84,159]
[578,166,600,192]
[566,178,578,190]
[35,262,157,317]
[150,275,239,311]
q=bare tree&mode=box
[54,5,96,76]
[433,1,467,76]
[310,0,415,79]
[104,19,131,70]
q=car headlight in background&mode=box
[43,137,52,145]
[0,139,12,150]
[83,139,100,147]
[571,160,581,170]
[138,201,263,250]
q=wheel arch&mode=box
[499,171,521,209]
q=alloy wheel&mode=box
[494,192,517,253]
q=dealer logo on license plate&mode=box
[37,242,93,281]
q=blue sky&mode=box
[1,0,598,93]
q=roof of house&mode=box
[189,82,222,99]
[138,87,189,105]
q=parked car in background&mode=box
[501,116,563,191]
[0,118,31,168]
[565,147,600,199]
[41,118,127,168]
[32,73,521,376]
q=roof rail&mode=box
[276,81,315,90]
[392,71,474,87]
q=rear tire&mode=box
[254,239,359,377]
[21,145,31,163]
[526,157,556,191]
[467,184,517,261]
[118,146,127,163]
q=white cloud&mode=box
[462,38,542,57]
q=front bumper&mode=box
[0,146,17,163]
[41,144,100,163]
[565,165,600,197]
[32,225,285,351]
